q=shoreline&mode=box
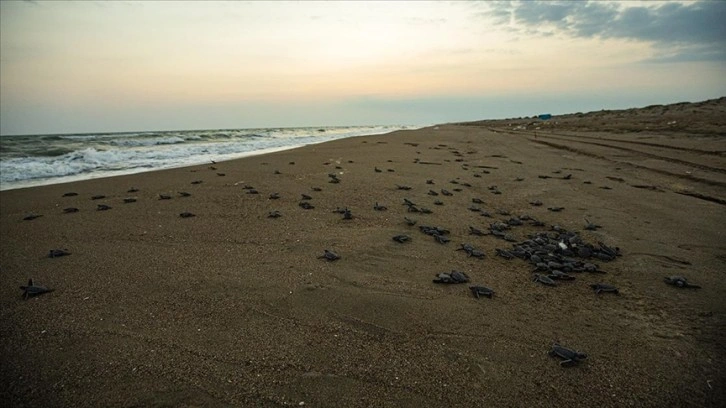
[0,125,419,192]
[1,103,724,407]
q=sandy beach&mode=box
[1,98,725,407]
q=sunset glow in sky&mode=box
[1,1,725,135]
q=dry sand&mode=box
[1,98,725,407]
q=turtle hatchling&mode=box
[433,270,470,284]
[392,235,411,243]
[268,210,282,218]
[179,212,196,218]
[549,343,587,367]
[591,283,619,294]
[63,207,79,213]
[533,274,556,286]
[664,276,701,289]
[318,249,340,261]
[20,279,54,300]
[373,202,387,211]
[469,286,495,299]
[49,249,71,258]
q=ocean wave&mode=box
[0,125,417,190]
[108,136,187,147]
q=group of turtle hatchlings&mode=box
[19,171,705,369]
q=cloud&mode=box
[488,1,726,61]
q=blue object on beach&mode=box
[538,114,552,120]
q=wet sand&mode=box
[1,98,725,407]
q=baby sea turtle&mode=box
[547,206,565,212]
[396,185,412,190]
[342,208,353,220]
[549,343,587,367]
[91,195,106,200]
[548,270,576,280]
[441,189,453,196]
[469,286,495,299]
[404,217,417,226]
[179,191,192,197]
[318,249,340,261]
[434,200,444,206]
[427,190,439,196]
[664,276,701,289]
[273,170,281,175]
[529,200,543,206]
[128,187,139,193]
[23,214,43,221]
[433,234,450,244]
[268,210,282,218]
[49,249,71,258]
[533,274,556,286]
[433,270,470,284]
[217,173,226,177]
[374,167,382,173]
[179,212,195,218]
[191,180,203,184]
[159,194,172,200]
[123,198,137,203]
[97,204,112,211]
[495,248,514,259]
[392,235,411,243]
[299,202,315,210]
[469,226,487,236]
[311,187,322,192]
[457,243,485,258]
[62,192,78,197]
[373,202,387,211]
[20,279,54,300]
[63,207,79,213]
[269,193,280,200]
[584,219,602,231]
[301,193,313,200]
[591,283,619,294]
[426,179,434,184]
[246,189,259,194]
[472,198,484,204]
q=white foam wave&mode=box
[0,125,417,190]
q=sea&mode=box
[0,125,417,191]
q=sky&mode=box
[1,0,725,135]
